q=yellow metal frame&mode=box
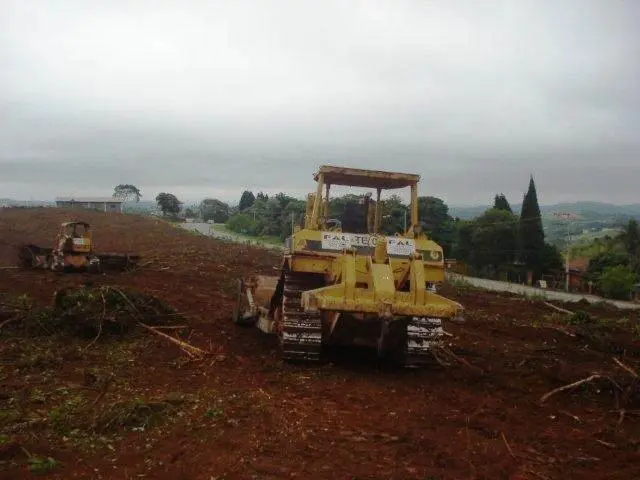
[300,254,460,318]
[281,165,462,321]
[56,222,93,254]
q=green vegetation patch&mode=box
[2,287,180,338]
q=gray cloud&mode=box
[1,0,639,205]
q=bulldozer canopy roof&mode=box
[314,165,420,189]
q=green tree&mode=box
[598,265,636,300]
[226,213,261,236]
[418,196,455,255]
[329,194,370,234]
[379,195,406,235]
[113,184,142,202]
[624,218,640,257]
[261,198,285,236]
[471,208,518,276]
[239,191,256,211]
[256,192,269,202]
[519,176,545,279]
[280,199,307,238]
[226,192,306,240]
[586,251,629,281]
[155,193,182,216]
[493,193,512,213]
[453,219,474,262]
[200,199,230,223]
[184,207,197,218]
[540,243,564,272]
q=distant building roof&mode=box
[55,197,123,203]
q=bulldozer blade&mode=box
[234,275,281,330]
[96,253,140,271]
[17,244,52,269]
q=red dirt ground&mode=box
[1,208,639,479]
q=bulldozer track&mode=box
[404,317,444,367]
[281,271,324,362]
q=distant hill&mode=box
[450,202,640,220]
[450,201,640,247]
[0,198,53,207]
[0,198,158,212]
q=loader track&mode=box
[281,271,324,362]
[404,317,444,367]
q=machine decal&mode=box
[386,237,416,256]
[320,232,377,250]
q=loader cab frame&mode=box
[306,165,421,237]
[57,221,92,254]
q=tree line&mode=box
[217,177,560,282]
[112,180,639,300]
[578,219,640,299]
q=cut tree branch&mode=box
[539,375,622,404]
[138,322,206,358]
[543,301,573,315]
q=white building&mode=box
[55,197,123,213]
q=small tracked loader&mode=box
[18,221,139,272]
[233,166,463,366]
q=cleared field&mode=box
[1,208,639,479]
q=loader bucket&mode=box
[233,275,280,327]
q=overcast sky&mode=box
[1,0,638,206]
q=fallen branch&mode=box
[543,324,576,337]
[138,322,206,358]
[558,409,581,423]
[613,357,638,378]
[103,286,204,357]
[148,325,188,330]
[501,432,516,458]
[596,439,616,449]
[543,301,573,315]
[522,468,551,480]
[436,346,484,375]
[83,292,106,351]
[92,377,113,405]
[0,317,20,331]
[431,348,451,367]
[539,375,622,404]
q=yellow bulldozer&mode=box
[233,165,463,366]
[18,221,139,272]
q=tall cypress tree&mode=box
[625,218,640,257]
[493,193,512,213]
[519,176,545,279]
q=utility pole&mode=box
[552,212,579,292]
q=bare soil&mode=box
[1,208,639,479]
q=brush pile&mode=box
[1,286,179,338]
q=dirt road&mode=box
[180,221,283,250]
[449,273,640,310]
